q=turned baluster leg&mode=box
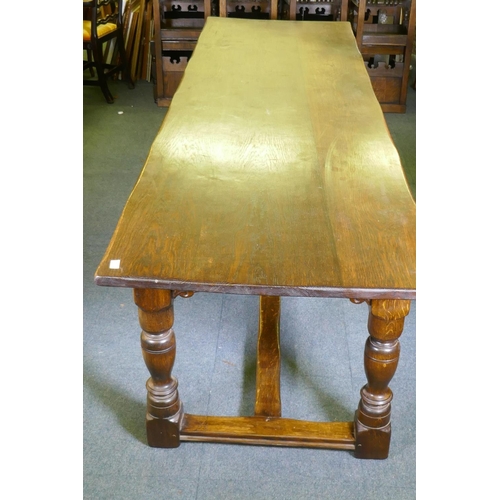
[134,288,183,448]
[354,299,411,459]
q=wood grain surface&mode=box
[180,414,356,449]
[95,17,416,299]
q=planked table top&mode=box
[95,17,416,299]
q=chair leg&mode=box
[86,49,95,77]
[93,42,114,104]
[117,32,135,89]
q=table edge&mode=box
[94,275,416,300]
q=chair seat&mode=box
[83,20,117,41]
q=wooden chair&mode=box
[219,0,279,19]
[83,0,135,103]
[283,0,342,21]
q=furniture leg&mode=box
[354,299,411,459]
[86,49,95,77]
[134,288,183,448]
[92,42,114,103]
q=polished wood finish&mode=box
[180,415,355,449]
[134,288,184,447]
[96,20,415,298]
[354,299,410,458]
[96,18,415,458]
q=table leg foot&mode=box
[354,299,411,459]
[134,288,184,448]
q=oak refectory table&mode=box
[94,17,416,459]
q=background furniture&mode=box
[342,0,415,112]
[152,0,212,107]
[151,0,415,111]
[83,0,135,103]
[218,0,278,19]
[283,0,343,21]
